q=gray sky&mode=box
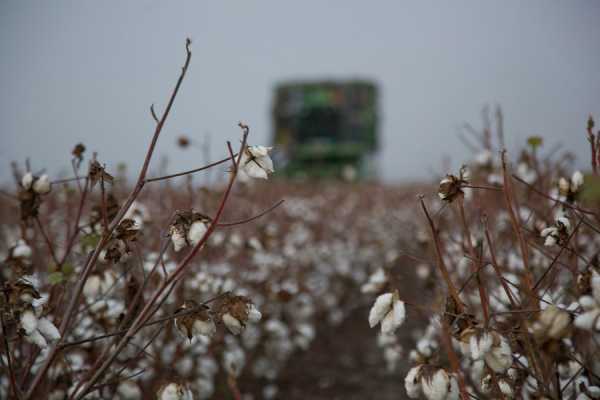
[1,1,599,183]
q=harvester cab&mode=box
[272,80,379,181]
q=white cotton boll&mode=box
[13,239,32,258]
[192,319,216,338]
[171,230,187,251]
[381,300,406,334]
[404,365,422,399]
[116,381,142,399]
[368,292,393,328]
[223,347,246,377]
[26,329,48,348]
[188,221,208,247]
[475,150,493,166]
[361,268,387,293]
[544,235,557,247]
[579,295,596,310]
[239,145,274,180]
[158,383,193,400]
[247,304,262,323]
[572,171,584,190]
[592,273,600,301]
[171,229,187,252]
[498,380,514,398]
[176,356,194,376]
[196,376,214,400]
[446,375,459,400]
[222,313,243,335]
[557,217,571,231]
[20,310,38,334]
[83,275,102,298]
[22,172,33,189]
[574,309,600,331]
[485,337,512,373]
[470,333,493,360]
[36,317,61,340]
[422,369,451,400]
[242,160,268,179]
[540,227,556,238]
[559,177,570,192]
[33,174,51,194]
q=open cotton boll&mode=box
[36,317,61,340]
[571,170,584,190]
[422,369,454,400]
[239,145,275,180]
[13,239,32,258]
[368,292,393,328]
[170,228,187,252]
[485,337,513,373]
[188,220,209,247]
[26,329,48,348]
[405,365,423,398]
[116,381,142,399]
[247,304,262,323]
[381,299,406,334]
[21,172,33,189]
[20,310,38,334]
[33,174,51,194]
[470,332,493,360]
[223,313,243,335]
[157,383,193,400]
[192,319,216,338]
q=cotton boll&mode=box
[12,239,32,258]
[196,376,214,399]
[170,228,187,252]
[470,332,493,360]
[20,310,38,334]
[574,309,600,331]
[572,171,584,191]
[222,313,243,335]
[116,381,142,399]
[192,319,216,338]
[36,317,61,340]
[26,329,48,348]
[188,221,209,247]
[21,172,33,189]
[239,145,274,180]
[83,275,102,298]
[33,174,51,194]
[405,365,422,399]
[485,337,512,373]
[368,292,393,328]
[422,369,451,400]
[381,299,406,334]
[157,383,193,400]
[247,304,262,323]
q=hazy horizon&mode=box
[1,1,600,184]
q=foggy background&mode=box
[1,1,599,183]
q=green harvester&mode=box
[271,80,379,180]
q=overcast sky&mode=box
[1,1,599,183]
